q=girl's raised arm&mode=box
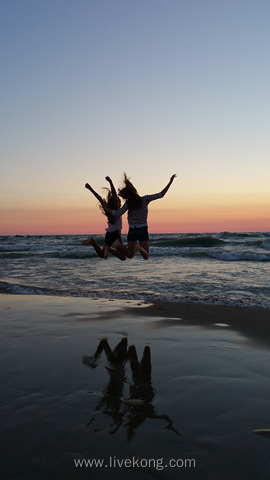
[160,174,177,197]
[105,176,117,197]
[85,183,103,205]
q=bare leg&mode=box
[103,244,109,259]
[108,248,126,261]
[82,237,104,258]
[117,241,137,258]
[82,237,92,245]
[106,238,120,259]
[110,238,120,249]
[82,237,125,260]
[103,239,125,260]
[138,240,149,260]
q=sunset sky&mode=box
[1,0,269,235]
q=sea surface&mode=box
[0,232,269,308]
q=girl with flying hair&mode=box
[82,176,126,261]
[103,173,176,260]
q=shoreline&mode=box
[1,292,270,347]
[1,290,270,310]
[1,291,269,316]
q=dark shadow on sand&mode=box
[125,302,270,350]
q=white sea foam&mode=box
[0,243,31,252]
[0,233,269,308]
[208,251,270,262]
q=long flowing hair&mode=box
[99,188,120,224]
[118,173,142,209]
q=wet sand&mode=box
[1,294,270,480]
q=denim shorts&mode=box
[127,226,149,242]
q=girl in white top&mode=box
[82,177,126,261]
[103,173,176,260]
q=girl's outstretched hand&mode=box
[105,176,111,182]
[85,183,90,190]
[170,174,177,182]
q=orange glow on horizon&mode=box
[1,201,269,235]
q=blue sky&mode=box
[1,0,269,233]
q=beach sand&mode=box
[1,294,270,480]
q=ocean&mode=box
[0,232,269,309]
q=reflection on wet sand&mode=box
[83,338,179,442]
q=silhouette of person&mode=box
[102,173,176,260]
[82,176,126,260]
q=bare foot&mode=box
[82,237,94,245]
